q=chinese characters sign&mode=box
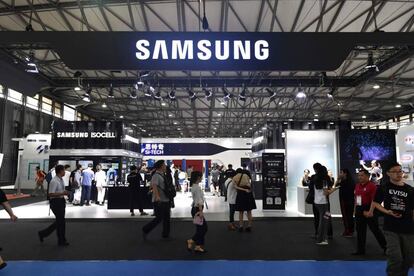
[141,143,165,155]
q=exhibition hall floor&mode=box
[0,218,400,275]
[0,192,301,220]
[1,261,404,276]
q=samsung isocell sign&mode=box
[136,39,269,61]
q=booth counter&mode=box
[107,185,153,210]
[297,186,341,215]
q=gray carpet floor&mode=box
[0,218,387,261]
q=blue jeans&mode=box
[81,185,91,205]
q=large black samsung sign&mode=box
[51,121,123,149]
[1,32,414,71]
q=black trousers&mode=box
[129,186,144,213]
[355,209,386,253]
[313,203,333,236]
[191,207,208,246]
[340,197,355,234]
[142,202,171,238]
[40,198,66,243]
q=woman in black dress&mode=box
[0,188,18,270]
[234,168,256,232]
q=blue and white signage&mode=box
[141,143,165,155]
[140,143,249,156]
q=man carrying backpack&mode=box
[142,160,173,239]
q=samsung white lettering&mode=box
[135,39,269,61]
[56,132,116,139]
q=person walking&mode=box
[80,163,94,206]
[142,160,171,239]
[352,169,386,255]
[187,171,208,253]
[128,165,148,216]
[372,162,414,276]
[234,168,256,232]
[31,166,46,196]
[0,188,18,270]
[38,165,69,246]
[94,164,106,205]
[336,168,356,237]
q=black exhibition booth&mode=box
[49,120,152,210]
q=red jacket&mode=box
[354,181,377,207]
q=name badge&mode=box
[356,195,362,206]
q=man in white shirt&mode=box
[38,165,69,246]
[94,164,106,205]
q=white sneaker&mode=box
[316,241,329,245]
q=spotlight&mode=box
[119,115,124,119]
[188,89,196,101]
[139,71,150,78]
[203,88,212,100]
[202,0,209,30]
[73,71,82,78]
[102,103,107,108]
[25,52,39,73]
[74,86,81,91]
[145,86,154,97]
[266,88,276,100]
[239,87,247,102]
[373,84,380,89]
[82,87,92,102]
[130,89,137,99]
[362,115,367,119]
[395,104,402,108]
[154,88,162,101]
[365,52,379,72]
[168,89,176,100]
[222,87,233,100]
[25,24,34,31]
[108,85,114,98]
[135,80,144,89]
[296,90,306,98]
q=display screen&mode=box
[339,130,396,175]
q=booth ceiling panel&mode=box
[0,15,24,30]
[329,1,369,32]
[83,7,109,31]
[373,2,414,32]
[225,1,262,32]
[145,2,178,31]
[276,0,301,31]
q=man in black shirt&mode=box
[372,162,414,276]
[127,165,148,216]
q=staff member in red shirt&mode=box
[352,169,386,255]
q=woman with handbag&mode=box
[187,171,208,253]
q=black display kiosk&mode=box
[262,153,286,210]
[49,121,152,210]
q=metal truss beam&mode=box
[50,76,358,88]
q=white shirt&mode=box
[62,171,71,187]
[226,179,237,204]
[314,186,327,204]
[49,176,65,198]
[191,184,205,207]
[94,170,107,187]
